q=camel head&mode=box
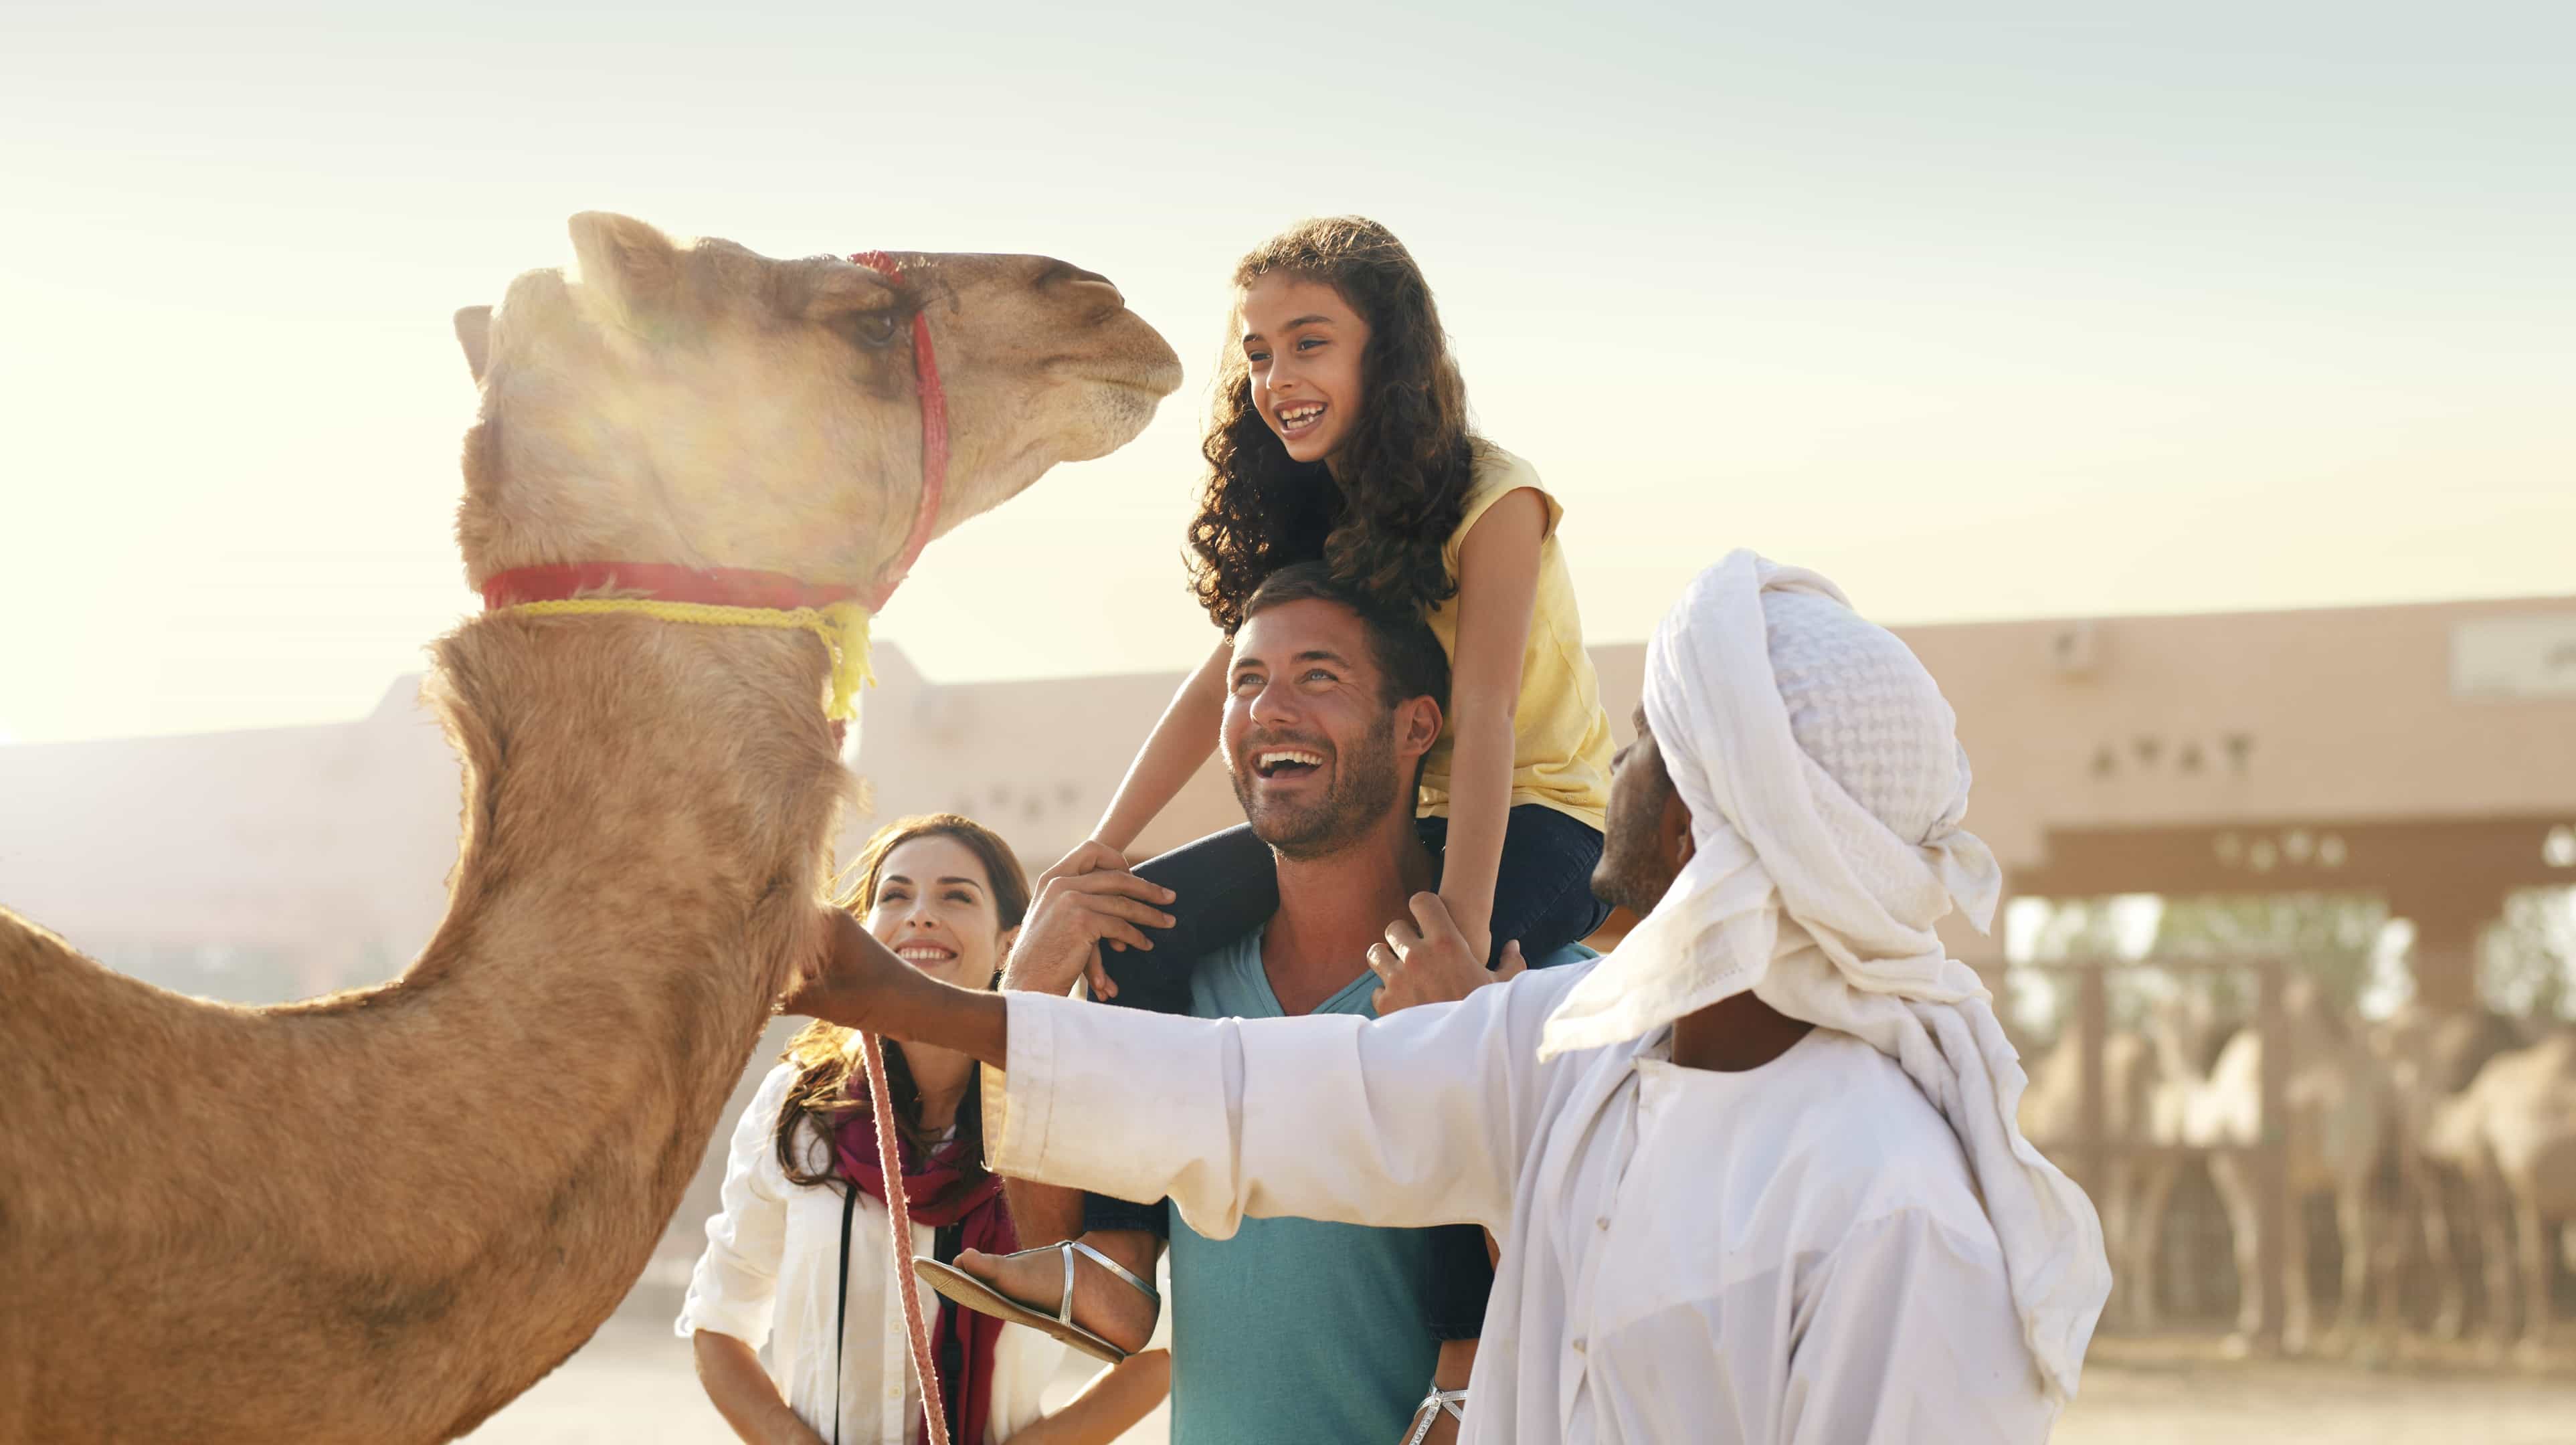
[451,213,1184,592]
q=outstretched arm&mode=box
[986,969,1556,1240]
[784,900,1561,1240]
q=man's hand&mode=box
[777,907,917,1032]
[1002,868,1177,999]
[1035,838,1161,996]
[778,907,1012,1066]
[1367,893,1526,1015]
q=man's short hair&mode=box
[1238,562,1451,712]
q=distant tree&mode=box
[2480,886,2576,1020]
[2010,891,2393,1040]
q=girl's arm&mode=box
[1433,487,1548,963]
[999,1348,1173,1445]
[693,1329,826,1445]
[1061,639,1231,868]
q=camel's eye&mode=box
[839,308,907,351]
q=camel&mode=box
[2183,979,2395,1355]
[2019,989,2248,1333]
[2371,1001,2527,1340]
[0,213,1181,1442]
[2018,1019,2175,1329]
[2427,1028,2576,1362]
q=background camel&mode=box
[0,213,1180,1443]
[2019,1019,2178,1329]
[2189,983,2395,1356]
[2025,984,2397,1353]
[2372,1001,2528,1340]
[2428,1029,2576,1361]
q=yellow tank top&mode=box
[1415,446,1613,832]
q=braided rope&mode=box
[490,597,875,721]
[858,1030,952,1445]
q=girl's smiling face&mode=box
[864,834,1015,991]
[1239,273,1370,468]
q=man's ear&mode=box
[1402,695,1447,762]
[1661,784,1697,872]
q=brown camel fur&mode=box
[0,213,1180,1443]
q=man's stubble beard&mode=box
[1233,712,1404,863]
[1591,775,1681,919]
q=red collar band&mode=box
[478,562,862,612]
[479,248,947,619]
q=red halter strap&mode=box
[848,250,948,613]
[850,256,956,1445]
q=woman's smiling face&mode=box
[1238,273,1370,468]
[864,834,1013,990]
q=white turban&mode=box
[1540,550,2108,1404]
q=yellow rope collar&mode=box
[493,597,877,722]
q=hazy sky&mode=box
[3,2,2569,745]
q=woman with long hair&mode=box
[681,815,1168,1444]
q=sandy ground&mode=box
[464,1317,2576,1444]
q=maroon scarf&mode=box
[834,1088,1017,1445]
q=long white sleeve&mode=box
[990,966,1589,1241]
[674,1064,796,1349]
[1778,1209,2054,1445]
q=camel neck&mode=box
[415,611,848,1012]
[102,607,865,1436]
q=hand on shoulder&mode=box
[1003,866,1177,999]
[1368,893,1527,1014]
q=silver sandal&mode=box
[913,1239,1160,1364]
[1404,1385,1468,1444]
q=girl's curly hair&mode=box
[1189,217,1483,633]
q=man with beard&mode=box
[918,562,1591,1445]
[793,552,2112,1442]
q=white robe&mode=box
[989,962,2055,1444]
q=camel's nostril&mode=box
[1039,260,1123,308]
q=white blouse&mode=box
[677,1062,1068,1444]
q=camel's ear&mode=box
[453,306,492,383]
[569,211,679,317]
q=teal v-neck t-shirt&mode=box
[1166,931,1443,1445]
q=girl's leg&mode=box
[1422,1222,1495,1342]
[1097,824,1280,1015]
[1020,826,1273,1343]
[1409,807,1609,1347]
[1416,805,1610,966]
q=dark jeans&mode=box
[1081,803,1608,1339]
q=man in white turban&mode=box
[792,551,2110,1442]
